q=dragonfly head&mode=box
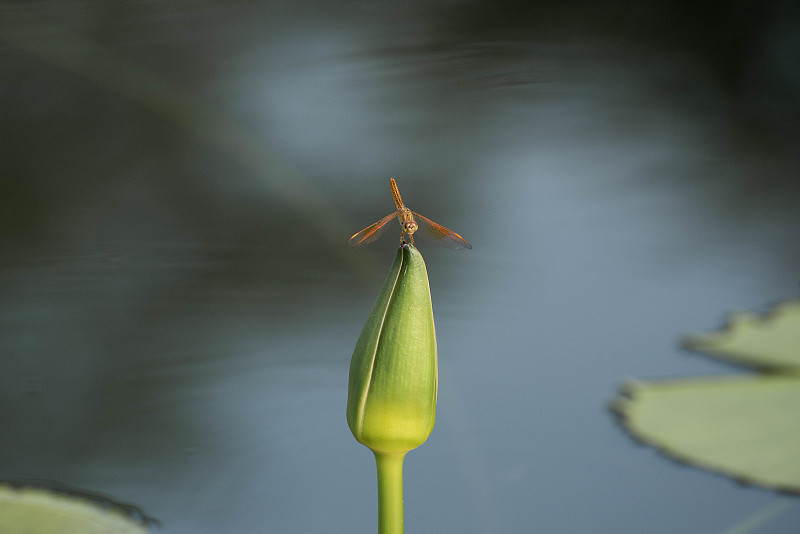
[403,220,418,235]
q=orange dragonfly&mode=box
[349,178,472,249]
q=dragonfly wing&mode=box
[412,211,472,249]
[348,212,398,247]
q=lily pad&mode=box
[612,300,800,494]
[0,483,151,534]
[613,375,800,492]
[682,300,800,371]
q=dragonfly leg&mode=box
[400,230,415,245]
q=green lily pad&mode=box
[0,483,151,534]
[612,300,800,494]
[613,375,800,492]
[682,300,800,371]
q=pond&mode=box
[2,2,800,533]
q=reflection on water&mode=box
[2,1,800,533]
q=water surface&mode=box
[2,2,800,532]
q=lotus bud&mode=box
[347,243,438,454]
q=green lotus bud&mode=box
[347,243,438,454]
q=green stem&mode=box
[374,451,406,534]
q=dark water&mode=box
[2,2,800,533]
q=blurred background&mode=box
[2,1,800,532]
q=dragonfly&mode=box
[349,178,472,249]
